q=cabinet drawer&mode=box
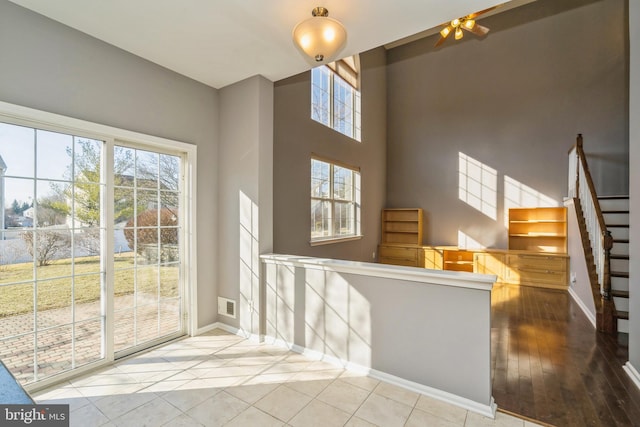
[378,245,418,261]
[379,257,418,267]
[507,267,567,287]
[507,254,567,271]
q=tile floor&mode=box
[34,329,544,427]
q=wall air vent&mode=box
[218,297,236,319]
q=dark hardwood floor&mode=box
[491,284,640,427]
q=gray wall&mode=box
[273,48,387,262]
[386,0,628,248]
[217,76,273,332]
[566,200,596,323]
[629,0,640,375]
[263,256,493,412]
[0,0,220,328]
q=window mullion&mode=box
[329,73,334,130]
[350,170,355,233]
[32,129,38,383]
[351,90,356,137]
[103,138,115,362]
[329,164,334,237]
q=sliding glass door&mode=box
[0,121,187,385]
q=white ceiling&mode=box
[9,0,524,89]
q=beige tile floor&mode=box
[34,329,544,427]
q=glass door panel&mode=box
[113,145,183,356]
[0,122,106,384]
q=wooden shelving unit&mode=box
[508,207,567,253]
[378,208,423,267]
[377,207,569,289]
[442,249,474,273]
[380,208,423,246]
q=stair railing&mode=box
[568,134,612,300]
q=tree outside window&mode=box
[311,158,360,242]
[311,66,361,141]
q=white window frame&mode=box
[310,156,361,246]
[0,100,197,392]
[311,66,362,141]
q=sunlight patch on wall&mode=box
[458,153,497,220]
[239,190,260,335]
[503,176,558,227]
[457,230,485,250]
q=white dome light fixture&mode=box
[292,7,347,65]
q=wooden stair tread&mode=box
[602,210,629,214]
[610,254,630,260]
[611,271,629,278]
[611,290,630,298]
[598,195,629,200]
[613,239,630,244]
[616,310,629,320]
[607,224,630,228]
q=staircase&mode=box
[601,196,630,333]
[568,134,629,334]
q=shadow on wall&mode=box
[261,255,495,413]
[265,262,372,368]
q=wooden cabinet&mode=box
[380,244,569,289]
[508,207,567,253]
[381,208,423,246]
[378,244,424,267]
[504,253,569,289]
[376,207,569,289]
[422,247,444,270]
[474,252,506,282]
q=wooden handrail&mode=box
[574,134,612,300]
[575,135,608,235]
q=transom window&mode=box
[311,63,361,141]
[311,158,361,244]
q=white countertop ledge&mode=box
[260,254,496,291]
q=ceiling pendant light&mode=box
[293,7,347,64]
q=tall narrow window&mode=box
[311,158,361,243]
[311,59,361,141]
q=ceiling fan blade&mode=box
[434,25,453,47]
[434,35,447,47]
[465,23,490,36]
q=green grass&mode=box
[0,253,179,318]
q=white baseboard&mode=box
[568,287,597,329]
[623,362,640,391]
[195,322,221,336]
[264,334,497,419]
[369,368,496,419]
[199,322,262,343]
[195,326,497,418]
